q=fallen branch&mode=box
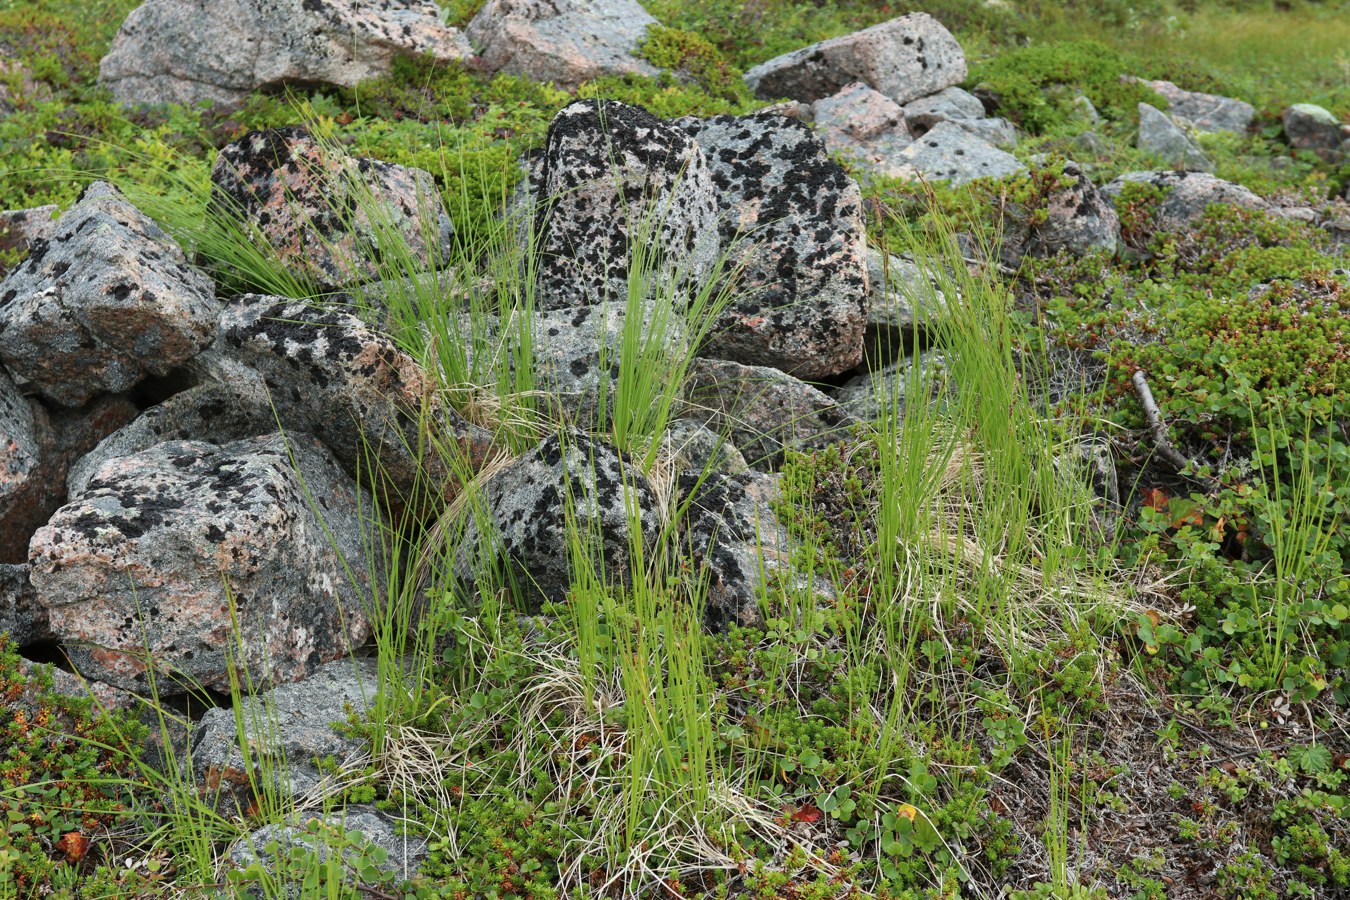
[1131,369,1212,481]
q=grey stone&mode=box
[219,296,495,511]
[684,358,858,470]
[1101,170,1269,232]
[890,120,1025,186]
[1137,79,1254,134]
[811,82,913,176]
[30,433,379,695]
[744,13,966,106]
[863,249,947,365]
[677,112,868,379]
[904,88,1017,148]
[0,206,58,278]
[99,0,472,109]
[1001,159,1120,265]
[457,432,660,606]
[188,658,380,820]
[836,351,949,422]
[67,379,275,497]
[532,100,719,310]
[228,806,427,889]
[0,563,48,646]
[0,182,219,408]
[210,126,453,292]
[661,419,747,477]
[1137,103,1211,172]
[466,0,660,89]
[1283,103,1345,161]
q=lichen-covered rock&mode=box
[533,100,719,310]
[836,351,950,422]
[210,127,453,292]
[863,249,947,366]
[530,301,688,423]
[1,367,137,564]
[661,419,747,477]
[466,0,660,89]
[29,433,378,695]
[1283,103,1346,161]
[187,658,380,819]
[0,206,58,278]
[677,112,868,378]
[1001,159,1120,266]
[889,120,1025,186]
[0,182,219,407]
[219,296,494,508]
[99,0,472,109]
[0,563,47,646]
[811,82,913,177]
[1137,103,1211,172]
[1101,171,1269,232]
[458,432,660,606]
[1136,79,1254,134]
[229,806,428,883]
[744,13,966,106]
[677,469,792,631]
[684,358,857,470]
[67,379,274,497]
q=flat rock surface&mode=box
[466,0,660,89]
[1101,170,1269,232]
[890,120,1025,186]
[99,0,472,108]
[677,111,868,379]
[229,806,428,882]
[811,82,913,177]
[0,563,47,646]
[0,182,219,408]
[533,100,719,310]
[30,433,378,695]
[210,126,453,292]
[1138,79,1254,134]
[744,13,966,106]
[1137,103,1211,172]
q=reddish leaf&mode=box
[56,831,89,864]
[791,803,823,823]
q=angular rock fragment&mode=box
[684,358,858,470]
[890,120,1025,186]
[0,206,58,278]
[210,127,453,292]
[903,86,1017,148]
[744,13,966,106]
[1101,171,1268,232]
[811,82,913,176]
[533,100,720,310]
[188,657,381,819]
[1136,79,1254,134]
[662,419,747,477]
[677,112,868,378]
[466,0,660,89]
[836,351,949,422]
[229,806,427,882]
[1137,103,1211,172]
[1283,103,1346,161]
[219,296,494,507]
[863,248,947,365]
[30,433,378,695]
[99,0,472,108]
[0,182,219,407]
[1001,159,1120,265]
[0,563,48,646]
[457,432,660,605]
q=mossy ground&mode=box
[2,0,1350,898]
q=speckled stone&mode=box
[836,351,950,422]
[210,127,453,292]
[811,82,913,177]
[660,418,747,477]
[187,657,380,820]
[466,0,660,89]
[457,432,660,606]
[0,182,219,408]
[0,206,58,278]
[902,86,986,132]
[99,0,472,108]
[30,433,379,696]
[0,563,48,646]
[1001,159,1120,266]
[1101,171,1269,232]
[862,249,947,366]
[533,100,720,310]
[684,358,858,471]
[0,367,137,564]
[219,296,494,509]
[889,120,1025,186]
[1283,103,1346,161]
[1137,103,1211,172]
[229,806,428,885]
[744,13,966,106]
[676,112,868,378]
[1136,79,1254,134]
